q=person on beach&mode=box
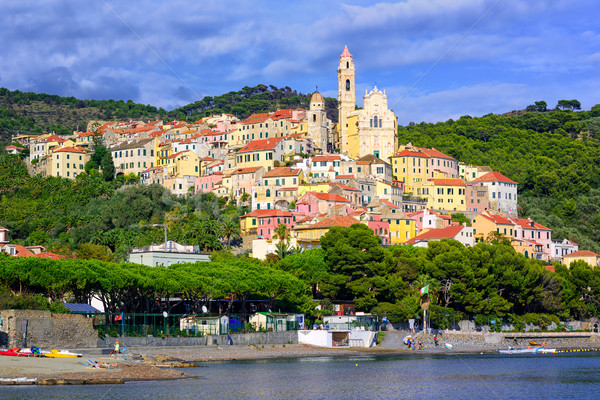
[434,335,439,346]
[109,339,120,357]
[417,339,424,350]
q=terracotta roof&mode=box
[305,192,350,202]
[312,155,341,162]
[406,225,465,244]
[277,187,297,192]
[380,199,399,208]
[428,178,465,186]
[394,149,429,158]
[242,209,293,218]
[297,215,359,230]
[12,245,35,258]
[53,146,88,154]
[479,213,513,225]
[329,182,360,192]
[510,218,550,230]
[472,171,517,184]
[334,174,355,180]
[563,250,600,258]
[36,251,63,260]
[231,166,262,175]
[242,113,270,124]
[544,265,555,272]
[238,137,282,153]
[417,147,455,160]
[263,167,301,178]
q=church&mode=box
[336,46,397,162]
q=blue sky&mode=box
[1,0,599,125]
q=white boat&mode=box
[499,347,556,354]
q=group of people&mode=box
[407,338,424,350]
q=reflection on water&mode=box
[1,353,599,400]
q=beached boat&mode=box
[0,348,36,357]
[41,349,83,358]
[499,347,556,355]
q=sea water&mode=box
[1,352,599,399]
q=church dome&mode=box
[310,91,325,103]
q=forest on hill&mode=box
[397,102,600,253]
[170,84,338,122]
[0,85,337,142]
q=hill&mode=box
[169,84,338,122]
[0,88,169,140]
[397,103,600,252]
[0,85,338,141]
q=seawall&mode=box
[98,330,299,348]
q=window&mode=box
[346,79,350,91]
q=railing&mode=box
[91,313,303,338]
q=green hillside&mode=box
[0,85,338,142]
[397,103,600,252]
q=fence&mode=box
[91,313,301,338]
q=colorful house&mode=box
[406,225,475,248]
[296,192,350,216]
[562,250,600,268]
[471,171,518,217]
[240,209,296,240]
[235,137,285,171]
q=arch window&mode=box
[346,61,349,69]
[346,79,350,91]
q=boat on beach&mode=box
[41,349,83,358]
[499,347,556,355]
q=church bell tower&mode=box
[338,45,355,155]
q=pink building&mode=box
[195,173,223,194]
[465,183,489,213]
[242,209,296,239]
[366,214,391,246]
[510,218,552,260]
[296,192,350,217]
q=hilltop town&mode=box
[3,46,596,269]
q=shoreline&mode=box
[1,342,599,385]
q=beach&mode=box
[1,339,598,385]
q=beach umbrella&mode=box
[403,335,412,345]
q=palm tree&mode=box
[272,224,291,241]
[221,218,241,248]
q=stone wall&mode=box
[0,310,97,349]
[98,330,299,348]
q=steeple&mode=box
[340,45,352,58]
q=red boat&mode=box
[0,348,36,357]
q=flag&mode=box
[420,285,429,296]
[115,314,122,321]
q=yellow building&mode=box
[390,148,430,195]
[562,250,600,268]
[421,178,466,212]
[297,182,331,197]
[50,146,91,179]
[235,137,285,171]
[164,150,201,178]
[382,208,416,245]
[472,211,515,241]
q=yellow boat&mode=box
[42,349,82,358]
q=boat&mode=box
[0,348,36,357]
[499,347,556,355]
[41,349,83,358]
